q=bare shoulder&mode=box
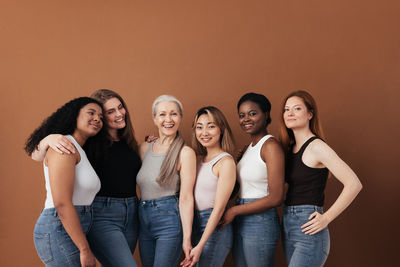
[139,142,150,158]
[308,138,334,155]
[261,137,284,159]
[216,154,235,169]
[180,145,196,159]
[46,147,78,165]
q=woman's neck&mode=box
[153,132,177,153]
[292,127,315,152]
[72,132,87,147]
[250,129,268,146]
[204,145,224,162]
[108,128,119,141]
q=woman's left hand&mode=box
[218,207,236,230]
[301,212,330,235]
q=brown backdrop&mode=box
[0,0,398,266]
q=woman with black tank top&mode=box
[31,89,141,266]
[280,90,362,267]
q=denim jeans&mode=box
[87,196,138,267]
[33,206,92,267]
[283,205,330,267]
[138,196,182,267]
[193,208,232,267]
[233,198,280,267]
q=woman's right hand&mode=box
[80,249,97,267]
[45,134,76,154]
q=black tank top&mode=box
[96,141,141,198]
[285,136,329,206]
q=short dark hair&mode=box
[237,92,272,126]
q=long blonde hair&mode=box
[279,90,324,154]
[192,106,235,157]
[91,89,138,152]
[152,95,185,185]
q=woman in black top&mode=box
[31,89,141,267]
[280,90,362,267]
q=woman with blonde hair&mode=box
[181,106,236,267]
[280,90,362,266]
[137,95,196,267]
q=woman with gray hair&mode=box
[137,95,196,267]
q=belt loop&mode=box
[53,209,58,217]
[107,197,111,207]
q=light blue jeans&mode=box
[138,196,182,267]
[283,205,330,267]
[87,196,138,267]
[233,198,280,267]
[193,208,233,267]
[33,206,92,267]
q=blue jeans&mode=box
[193,209,232,267]
[87,196,138,267]
[233,198,280,267]
[283,205,330,267]
[138,196,182,267]
[33,206,92,267]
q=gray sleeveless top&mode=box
[136,142,180,200]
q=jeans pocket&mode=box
[34,233,53,264]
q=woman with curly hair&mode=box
[25,97,104,267]
[280,90,362,266]
[31,89,142,267]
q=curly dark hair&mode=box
[24,97,107,168]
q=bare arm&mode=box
[138,142,151,159]
[186,156,236,267]
[220,138,284,227]
[301,139,363,235]
[178,146,197,263]
[47,149,96,267]
[31,134,76,161]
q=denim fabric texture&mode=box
[193,208,233,267]
[283,205,330,267]
[138,196,182,267]
[233,198,280,267]
[87,196,138,267]
[33,206,92,267]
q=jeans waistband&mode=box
[284,205,323,213]
[93,196,137,205]
[140,195,178,206]
[41,205,92,216]
[195,208,213,216]
[237,198,262,205]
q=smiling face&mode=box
[153,101,181,136]
[238,100,268,135]
[283,96,313,130]
[195,114,221,149]
[103,97,126,131]
[75,103,103,138]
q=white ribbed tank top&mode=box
[237,135,273,199]
[43,135,101,209]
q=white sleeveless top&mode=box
[237,135,273,199]
[194,152,232,211]
[43,135,101,209]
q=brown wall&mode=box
[0,0,398,266]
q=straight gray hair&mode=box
[152,95,185,185]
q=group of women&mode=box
[25,89,362,267]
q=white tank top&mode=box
[194,152,232,211]
[43,135,101,209]
[237,135,273,199]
